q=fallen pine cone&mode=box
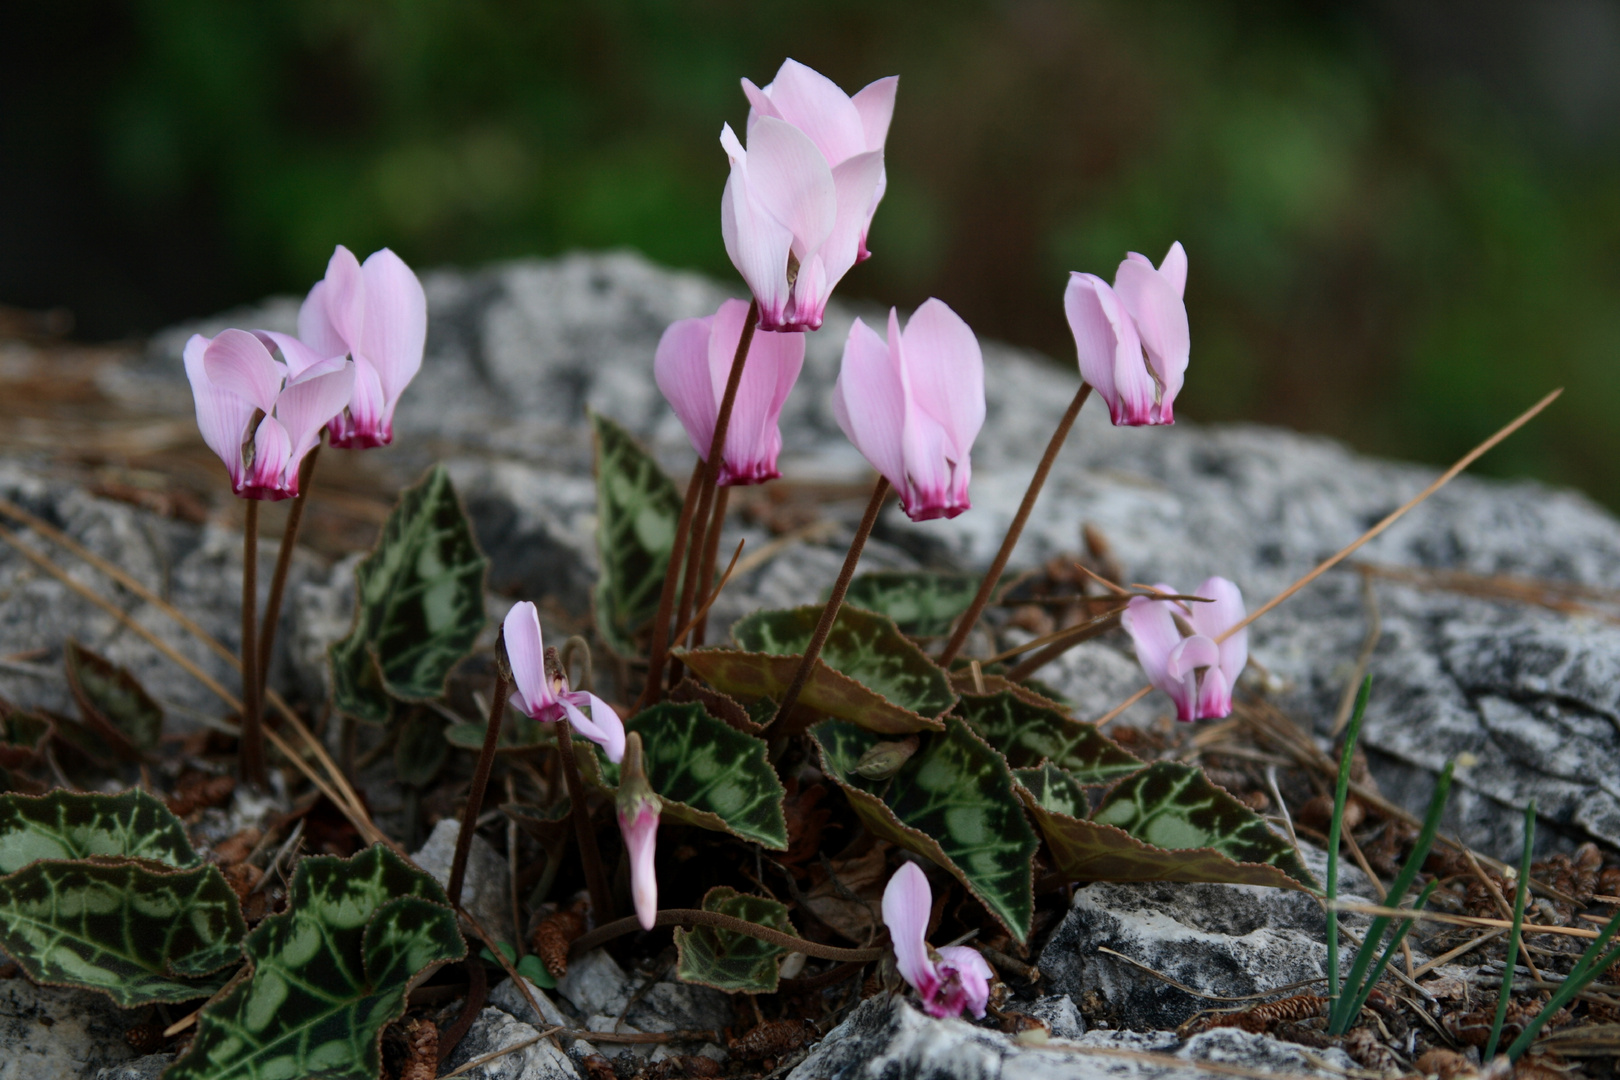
[531,904,587,980]
[1342,1026,1401,1076]
[729,1018,813,1063]
[1184,994,1328,1035]
[396,1018,437,1080]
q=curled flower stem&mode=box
[637,462,705,711]
[765,476,890,739]
[690,486,731,647]
[257,443,320,699]
[556,719,614,923]
[449,667,507,907]
[239,499,265,788]
[938,383,1090,667]
[569,908,887,962]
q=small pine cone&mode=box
[728,1019,812,1062]
[1415,1048,1474,1080]
[124,1022,165,1055]
[397,1018,438,1080]
[531,907,587,980]
[1341,1027,1401,1076]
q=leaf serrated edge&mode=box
[676,646,948,734]
[673,886,799,995]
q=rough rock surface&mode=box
[0,978,135,1080]
[130,248,1620,854]
[410,818,513,947]
[444,1007,579,1080]
[1039,845,1379,1030]
[787,998,1357,1080]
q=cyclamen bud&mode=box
[616,732,661,931]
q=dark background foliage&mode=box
[5,1,1619,502]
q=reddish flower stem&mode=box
[238,499,265,788]
[636,462,703,711]
[690,486,731,647]
[257,443,320,698]
[937,383,1091,666]
[765,477,890,739]
[448,668,508,907]
[556,720,614,922]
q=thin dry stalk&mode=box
[240,500,264,787]
[636,461,704,710]
[448,669,509,907]
[690,485,731,646]
[257,443,320,696]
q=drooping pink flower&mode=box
[616,732,661,931]
[503,602,626,763]
[1064,242,1189,426]
[881,862,993,1019]
[1120,576,1247,721]
[183,329,355,501]
[831,299,985,521]
[654,299,805,486]
[721,59,896,332]
[297,245,427,448]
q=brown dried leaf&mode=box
[801,846,888,944]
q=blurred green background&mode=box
[5,2,1620,503]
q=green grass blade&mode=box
[1507,913,1620,1060]
[1331,758,1453,1033]
[1340,879,1436,1027]
[1327,676,1372,1019]
[1486,801,1536,1061]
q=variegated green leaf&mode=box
[167,844,465,1080]
[955,692,1142,783]
[591,412,684,656]
[674,887,798,994]
[0,790,199,873]
[588,703,787,850]
[0,859,243,1005]
[843,572,978,638]
[680,606,954,735]
[65,640,163,756]
[394,709,448,787]
[814,717,1037,940]
[0,700,52,771]
[330,464,489,722]
[1014,764,1089,818]
[1089,763,1315,887]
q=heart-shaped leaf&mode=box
[587,703,787,850]
[1015,763,1089,818]
[591,412,684,657]
[64,641,163,757]
[330,464,489,722]
[843,572,978,638]
[668,679,761,734]
[814,717,1037,941]
[674,887,798,994]
[955,692,1143,783]
[0,790,199,873]
[166,844,465,1080]
[680,606,954,735]
[1018,762,1316,890]
[0,859,243,1005]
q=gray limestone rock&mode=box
[787,997,1356,1080]
[444,1007,579,1080]
[0,978,135,1080]
[550,949,731,1056]
[410,818,513,947]
[92,1057,171,1080]
[1024,995,1086,1040]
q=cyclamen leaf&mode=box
[1019,762,1316,890]
[444,715,553,753]
[591,412,684,656]
[843,572,978,638]
[166,845,465,1080]
[589,703,787,850]
[680,606,954,735]
[395,710,448,787]
[64,640,163,756]
[0,859,243,1006]
[814,717,1037,941]
[1015,764,1089,818]
[955,692,1142,783]
[0,790,199,873]
[0,700,52,771]
[674,887,798,994]
[330,464,489,722]
[1089,763,1315,887]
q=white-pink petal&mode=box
[502,602,552,720]
[832,315,908,492]
[203,330,284,414]
[358,247,427,403]
[881,862,938,998]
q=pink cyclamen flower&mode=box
[502,602,626,763]
[881,862,993,1019]
[616,732,661,931]
[831,299,985,522]
[721,58,897,332]
[1064,241,1189,426]
[1120,576,1247,721]
[183,329,355,501]
[297,245,427,448]
[654,298,805,486]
